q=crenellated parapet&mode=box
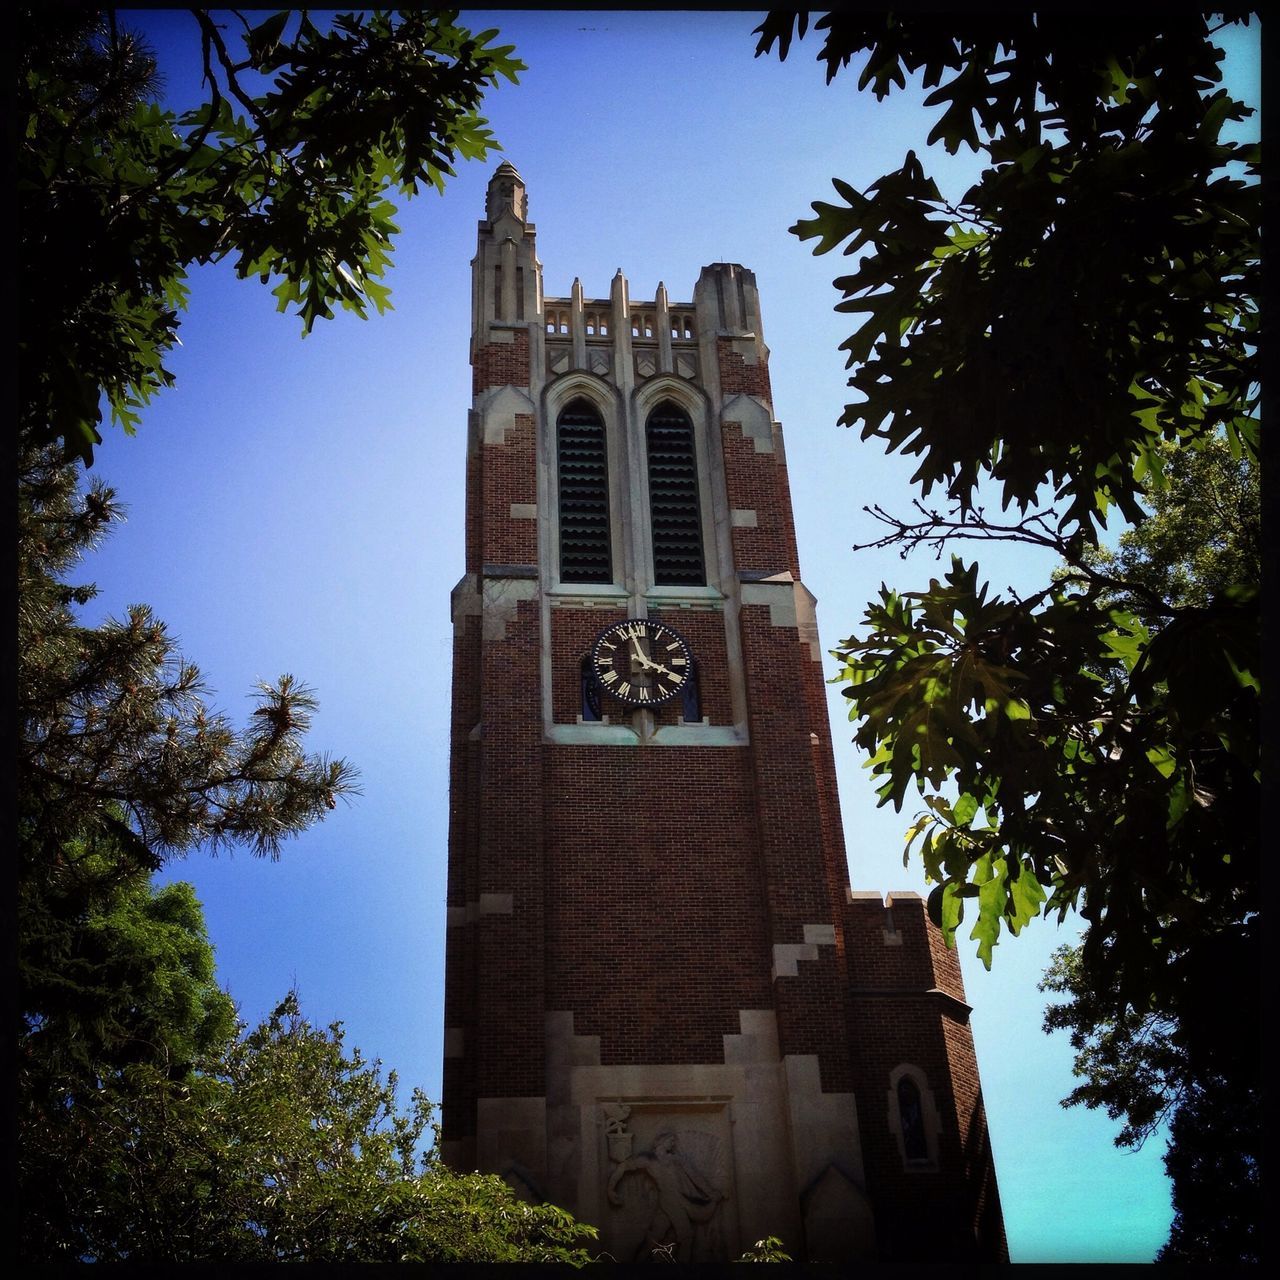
[471,165,771,408]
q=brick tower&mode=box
[442,162,1007,1263]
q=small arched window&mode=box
[646,401,705,586]
[897,1076,929,1162]
[557,399,612,583]
[680,658,702,723]
[580,655,603,721]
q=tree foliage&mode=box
[21,957,598,1263]
[18,844,237,1260]
[754,11,1260,1022]
[1036,437,1259,1262]
[757,16,1260,1256]
[16,444,595,1262]
[19,439,360,872]
[15,11,592,1262]
[1041,941,1260,1265]
[18,7,523,465]
[19,829,237,1086]
[1156,1074,1261,1264]
[206,993,596,1262]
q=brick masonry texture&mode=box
[717,337,773,400]
[720,420,801,576]
[472,328,531,395]
[481,411,538,565]
[842,894,1008,1259]
[543,746,773,1065]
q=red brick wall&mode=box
[473,329,531,395]
[648,608,733,727]
[480,411,537,565]
[548,605,629,724]
[738,600,855,1092]
[442,604,481,1140]
[717,337,773,400]
[720,420,801,576]
[843,894,1008,1261]
[543,745,774,1065]
[445,595,548,1113]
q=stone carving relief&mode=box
[634,351,658,380]
[548,345,571,375]
[675,351,698,380]
[602,1105,729,1262]
[589,349,611,376]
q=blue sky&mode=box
[81,11,1262,1263]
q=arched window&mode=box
[897,1076,929,1162]
[646,401,705,586]
[680,658,702,723]
[557,400,612,583]
[580,655,603,721]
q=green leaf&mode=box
[953,792,979,827]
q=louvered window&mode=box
[646,402,705,585]
[557,400,612,583]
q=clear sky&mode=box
[84,11,1261,1264]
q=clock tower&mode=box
[442,163,1007,1263]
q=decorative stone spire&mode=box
[570,277,586,369]
[485,160,528,223]
[656,281,673,373]
[471,161,538,354]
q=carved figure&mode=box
[607,1130,725,1262]
[602,1103,632,1136]
[603,1102,634,1162]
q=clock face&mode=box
[589,618,693,708]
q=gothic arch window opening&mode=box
[580,654,603,721]
[897,1076,928,1162]
[680,657,702,723]
[646,400,706,586]
[557,398,612,583]
[887,1064,940,1171]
